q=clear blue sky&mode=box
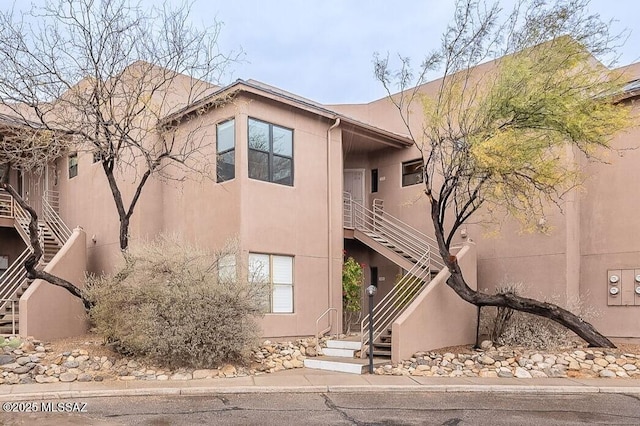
[12,0,640,104]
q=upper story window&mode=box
[401,159,423,187]
[216,119,235,182]
[248,118,293,186]
[68,153,78,179]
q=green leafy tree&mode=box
[375,0,632,347]
[342,256,364,333]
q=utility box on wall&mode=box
[607,269,640,306]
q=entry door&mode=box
[344,169,365,205]
[23,172,44,215]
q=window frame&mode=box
[248,117,294,186]
[216,118,236,183]
[248,252,294,314]
[68,153,78,179]
[401,159,423,187]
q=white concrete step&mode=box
[325,339,361,351]
[304,356,385,374]
[322,347,356,358]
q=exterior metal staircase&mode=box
[0,189,71,335]
[343,192,445,360]
[306,193,445,373]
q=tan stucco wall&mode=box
[52,92,346,339]
[578,98,640,338]
[392,242,478,362]
[20,228,89,340]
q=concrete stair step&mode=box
[322,347,356,358]
[325,339,361,351]
[303,356,387,374]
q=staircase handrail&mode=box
[42,191,72,244]
[0,248,32,315]
[360,251,432,356]
[351,201,430,261]
[0,300,17,335]
[344,192,444,270]
[371,199,445,271]
[314,307,339,351]
[0,190,13,219]
[12,198,36,247]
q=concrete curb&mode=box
[1,383,640,401]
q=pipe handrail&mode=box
[314,307,338,351]
[360,251,431,353]
[0,190,13,219]
[0,299,17,336]
[42,195,71,244]
[0,248,32,315]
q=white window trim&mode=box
[248,252,294,314]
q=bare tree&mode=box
[0,122,92,309]
[375,0,632,347]
[0,0,239,250]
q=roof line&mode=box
[159,79,413,147]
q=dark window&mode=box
[248,118,293,186]
[371,169,378,193]
[401,159,423,187]
[370,266,378,287]
[68,153,78,178]
[217,119,235,182]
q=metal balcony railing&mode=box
[342,192,445,357]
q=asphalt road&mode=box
[1,392,640,425]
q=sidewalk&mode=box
[1,369,639,401]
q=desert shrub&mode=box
[85,235,267,368]
[480,282,599,350]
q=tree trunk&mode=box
[0,182,93,311]
[429,197,615,348]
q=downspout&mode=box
[327,118,341,333]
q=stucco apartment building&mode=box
[0,58,639,361]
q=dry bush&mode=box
[85,235,267,368]
[480,282,600,350]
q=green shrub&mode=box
[342,256,363,334]
[85,235,267,368]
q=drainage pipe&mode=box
[327,118,341,334]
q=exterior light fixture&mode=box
[635,275,640,283]
[609,275,620,284]
[609,287,620,295]
[636,286,640,295]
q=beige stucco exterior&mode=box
[1,56,639,349]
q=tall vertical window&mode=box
[248,253,294,313]
[248,118,293,186]
[68,153,78,178]
[401,159,423,187]
[216,119,235,182]
[371,169,379,193]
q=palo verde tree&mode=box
[375,0,632,347]
[0,121,92,309]
[0,0,239,251]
